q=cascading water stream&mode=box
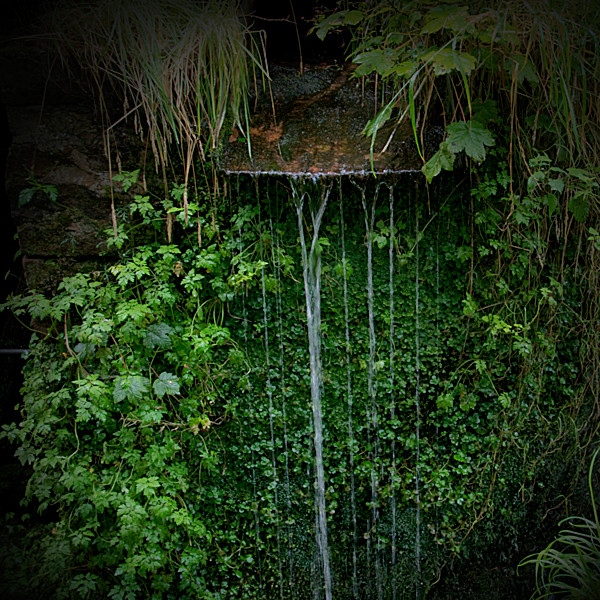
[238,216,264,597]
[272,217,296,596]
[352,178,383,600]
[261,221,285,600]
[339,185,358,600]
[388,183,398,600]
[414,187,422,599]
[293,178,333,600]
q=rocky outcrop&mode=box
[1,41,141,294]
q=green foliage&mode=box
[18,177,58,206]
[313,1,600,186]
[2,164,598,597]
[519,449,600,599]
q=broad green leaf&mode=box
[504,55,539,84]
[422,141,456,183]
[548,178,565,193]
[543,193,559,217]
[569,192,589,222]
[143,322,173,349]
[153,372,180,398]
[472,99,497,124]
[362,103,393,138]
[113,375,150,402]
[421,48,477,75]
[567,167,597,184]
[313,10,364,41]
[446,120,495,162]
[393,60,418,78]
[421,5,469,34]
[354,49,399,77]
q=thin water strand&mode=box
[238,218,264,596]
[294,179,333,600]
[415,190,422,600]
[272,218,296,596]
[388,184,398,600]
[339,185,358,599]
[261,258,285,600]
[353,179,383,600]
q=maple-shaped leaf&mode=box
[421,5,469,34]
[143,322,173,349]
[446,120,495,162]
[472,99,498,125]
[153,372,180,398]
[354,48,399,77]
[421,48,477,75]
[113,375,150,402]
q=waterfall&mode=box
[388,183,397,600]
[272,217,297,596]
[293,178,333,600]
[352,178,383,600]
[339,183,358,599]
[414,185,422,599]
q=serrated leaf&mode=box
[504,55,539,84]
[113,375,150,402]
[313,10,364,41]
[143,322,173,349]
[392,60,418,78]
[421,5,469,34]
[544,194,559,217]
[472,99,497,124]
[153,372,180,398]
[569,192,589,222]
[18,188,35,207]
[421,48,477,75]
[548,178,565,193]
[446,120,495,162]
[354,48,399,77]
[422,141,456,183]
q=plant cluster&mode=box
[2,160,598,597]
[314,0,600,190]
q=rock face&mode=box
[1,41,141,294]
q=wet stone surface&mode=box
[221,63,441,177]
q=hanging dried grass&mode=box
[49,0,268,168]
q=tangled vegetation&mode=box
[1,1,600,599]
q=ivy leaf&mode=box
[153,372,180,398]
[446,120,495,162]
[143,322,173,349]
[422,140,456,183]
[113,375,150,402]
